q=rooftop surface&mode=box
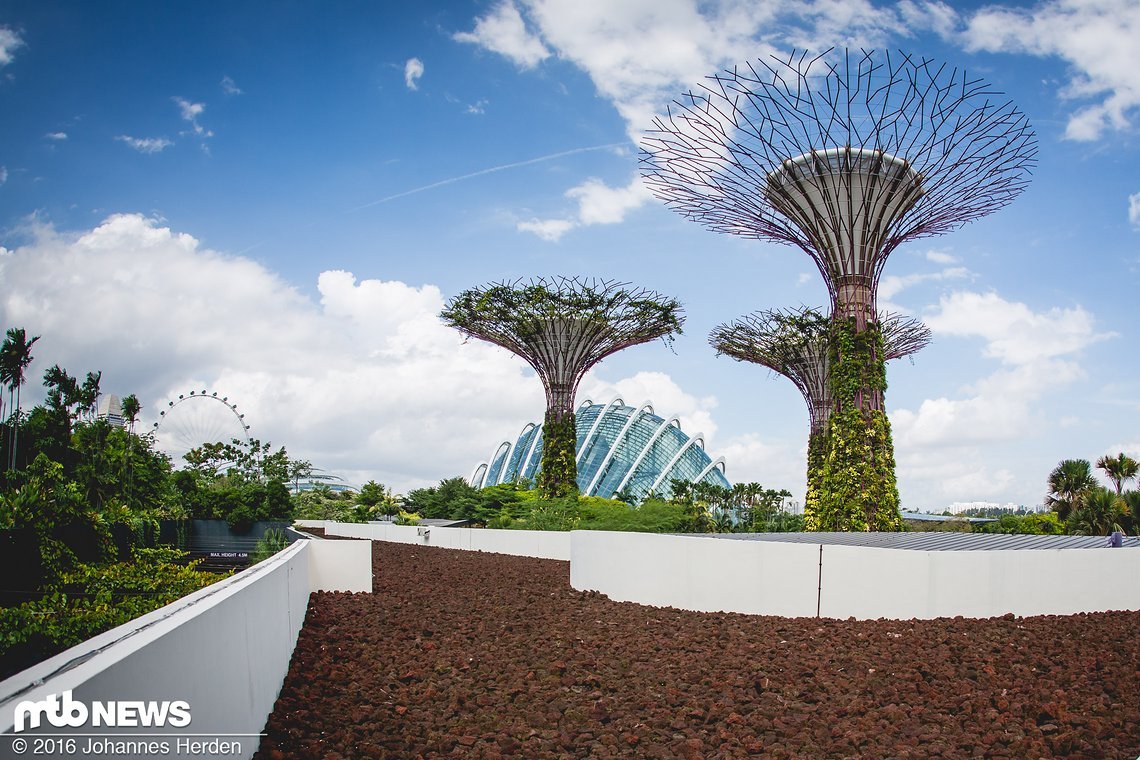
[703,531,1140,551]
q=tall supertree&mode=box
[642,48,1036,530]
[710,308,931,526]
[441,277,684,498]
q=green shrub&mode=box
[0,547,225,676]
[394,510,421,526]
[976,512,1066,535]
[251,528,288,563]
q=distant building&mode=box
[470,397,730,502]
[96,395,126,427]
[943,501,1031,515]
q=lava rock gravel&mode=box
[256,541,1139,758]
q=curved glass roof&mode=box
[471,398,730,501]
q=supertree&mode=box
[441,277,684,498]
[642,48,1036,530]
[710,308,931,526]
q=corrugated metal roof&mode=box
[703,532,1140,551]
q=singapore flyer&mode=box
[151,390,253,467]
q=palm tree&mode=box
[1,328,41,471]
[121,394,141,506]
[1095,452,1139,496]
[1068,486,1125,536]
[1044,458,1097,521]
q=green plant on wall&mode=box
[811,318,902,532]
[538,410,578,498]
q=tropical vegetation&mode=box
[0,328,313,677]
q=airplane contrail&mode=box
[347,141,632,213]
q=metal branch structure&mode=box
[710,307,932,436]
[641,48,1037,326]
[441,276,684,497]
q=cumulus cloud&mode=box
[0,214,724,493]
[45,132,68,141]
[0,25,24,67]
[1130,192,1140,229]
[453,1,551,69]
[889,290,1116,507]
[517,175,652,240]
[0,166,7,185]
[404,57,424,90]
[958,0,1140,141]
[460,1,906,136]
[116,135,173,154]
[923,291,1114,365]
[0,214,550,490]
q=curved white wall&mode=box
[0,538,372,759]
[570,531,1140,620]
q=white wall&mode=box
[0,538,372,759]
[818,544,1140,619]
[321,521,571,560]
[570,532,1140,620]
[571,531,821,617]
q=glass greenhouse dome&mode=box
[469,397,730,502]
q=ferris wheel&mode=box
[152,390,254,467]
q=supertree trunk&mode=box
[539,381,579,498]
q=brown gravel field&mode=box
[256,540,1139,758]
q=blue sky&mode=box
[1,0,1138,510]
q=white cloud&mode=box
[518,175,652,240]
[220,75,242,95]
[1106,441,1140,460]
[879,266,970,302]
[116,135,173,154]
[453,1,551,69]
[0,25,24,67]
[0,214,553,491]
[959,0,1140,141]
[889,289,1116,506]
[404,57,424,90]
[716,433,806,497]
[0,166,7,185]
[924,291,1114,365]
[173,97,212,139]
[566,175,653,225]
[581,370,718,444]
[45,132,68,141]
[1129,191,1140,229]
[516,217,574,241]
[897,0,959,38]
[924,250,959,265]
[796,272,813,287]
[466,99,489,115]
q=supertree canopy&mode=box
[441,277,684,498]
[643,48,1034,531]
[710,307,931,523]
[641,48,1037,325]
[710,308,931,436]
